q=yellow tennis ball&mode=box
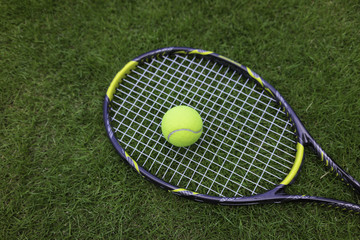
[161,106,203,147]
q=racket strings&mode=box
[173,55,293,127]
[143,56,296,154]
[120,60,293,169]
[110,53,297,197]
[154,55,295,138]
[113,63,286,193]
[113,54,292,193]
[111,97,285,184]
[112,57,269,195]
[130,62,295,159]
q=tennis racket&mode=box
[103,47,360,213]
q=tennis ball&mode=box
[161,106,203,147]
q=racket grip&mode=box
[289,195,360,213]
[310,197,360,214]
[309,138,360,194]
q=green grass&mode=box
[1,0,360,239]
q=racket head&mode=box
[103,47,306,204]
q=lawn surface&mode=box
[1,0,360,239]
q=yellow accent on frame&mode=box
[280,143,304,185]
[246,67,264,87]
[132,160,140,173]
[106,61,138,100]
[172,188,199,195]
[176,50,213,55]
[125,151,140,173]
[217,55,243,68]
[265,88,275,98]
[189,50,213,55]
[175,51,187,54]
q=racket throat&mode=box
[219,185,289,205]
[258,185,288,202]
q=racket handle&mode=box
[322,200,360,213]
[309,138,360,194]
[291,195,360,214]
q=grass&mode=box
[1,0,360,239]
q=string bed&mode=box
[109,53,297,197]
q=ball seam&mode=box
[167,128,203,141]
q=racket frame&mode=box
[103,47,360,212]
